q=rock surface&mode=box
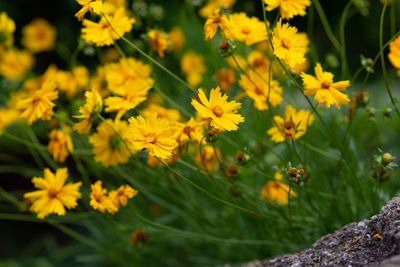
[244,197,400,267]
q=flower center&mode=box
[145,133,158,144]
[280,37,291,49]
[48,188,59,198]
[321,80,331,89]
[212,105,224,117]
[284,120,295,130]
[241,28,251,35]
[110,136,122,149]
[183,126,191,135]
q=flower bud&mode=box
[235,152,250,165]
[384,108,392,118]
[219,40,236,57]
[207,127,220,143]
[225,164,239,181]
[382,153,393,165]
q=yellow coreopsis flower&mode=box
[181,51,206,87]
[175,118,204,147]
[264,0,311,19]
[204,9,227,40]
[191,87,244,131]
[75,0,103,21]
[128,113,178,159]
[89,180,119,214]
[148,29,168,57]
[142,103,181,122]
[89,119,133,167]
[388,35,400,76]
[48,128,74,163]
[168,27,185,51]
[91,66,110,97]
[17,80,58,125]
[24,168,82,219]
[74,90,103,134]
[260,172,296,205]
[0,49,34,80]
[22,19,56,53]
[0,12,16,47]
[272,20,308,68]
[267,105,314,143]
[109,185,138,207]
[105,57,153,92]
[216,69,235,91]
[239,70,283,110]
[0,108,19,134]
[105,78,153,118]
[195,145,221,172]
[301,63,350,108]
[199,0,236,18]
[224,13,268,46]
[81,8,135,46]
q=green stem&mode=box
[311,0,341,52]
[339,2,353,79]
[102,12,196,93]
[379,1,400,117]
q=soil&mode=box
[243,197,400,267]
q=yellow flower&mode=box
[301,63,350,108]
[168,27,185,51]
[192,87,244,131]
[109,185,138,207]
[73,66,89,88]
[22,19,56,53]
[272,20,308,68]
[128,113,178,159]
[199,0,236,18]
[0,49,34,80]
[89,180,119,214]
[89,119,133,167]
[264,0,311,19]
[204,9,228,40]
[75,0,103,21]
[175,118,204,147]
[216,69,235,91]
[74,90,103,134]
[81,8,135,46]
[195,145,221,172]
[105,78,152,118]
[226,55,248,70]
[181,51,206,87]
[239,70,282,110]
[148,29,168,57]
[142,103,181,122]
[224,13,268,45]
[388,35,400,76]
[17,80,58,125]
[105,57,153,93]
[0,108,19,134]
[267,105,314,143]
[24,168,82,219]
[91,66,110,97]
[0,12,16,47]
[260,172,296,205]
[48,128,74,163]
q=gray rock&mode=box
[242,197,400,267]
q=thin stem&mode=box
[311,0,341,52]
[155,156,270,218]
[102,12,196,93]
[379,1,400,116]
[339,2,353,79]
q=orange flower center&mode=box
[321,80,331,89]
[146,133,158,144]
[241,28,251,35]
[212,105,224,117]
[183,126,192,135]
[280,37,291,49]
[283,120,296,140]
[48,188,60,198]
